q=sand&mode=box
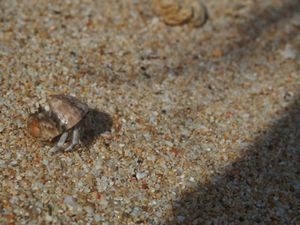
[0,0,299,224]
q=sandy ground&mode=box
[0,0,300,224]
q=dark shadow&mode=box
[164,4,300,221]
[166,96,300,224]
[162,2,300,224]
[80,108,113,148]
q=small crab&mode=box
[27,94,89,154]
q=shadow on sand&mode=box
[166,1,300,224]
[80,108,113,148]
[166,97,300,224]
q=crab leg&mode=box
[49,132,68,154]
[65,127,80,152]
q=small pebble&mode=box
[94,214,105,222]
[136,171,148,180]
[177,215,186,222]
[45,214,53,222]
[280,44,297,59]
[10,160,18,166]
[0,125,5,133]
[291,15,300,28]
[0,160,6,168]
[131,206,141,217]
[64,196,78,211]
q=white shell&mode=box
[49,95,89,130]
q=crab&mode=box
[27,94,89,154]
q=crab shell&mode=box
[49,95,89,130]
[27,94,89,141]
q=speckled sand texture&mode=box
[0,0,300,224]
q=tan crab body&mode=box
[27,94,89,153]
[27,112,62,141]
